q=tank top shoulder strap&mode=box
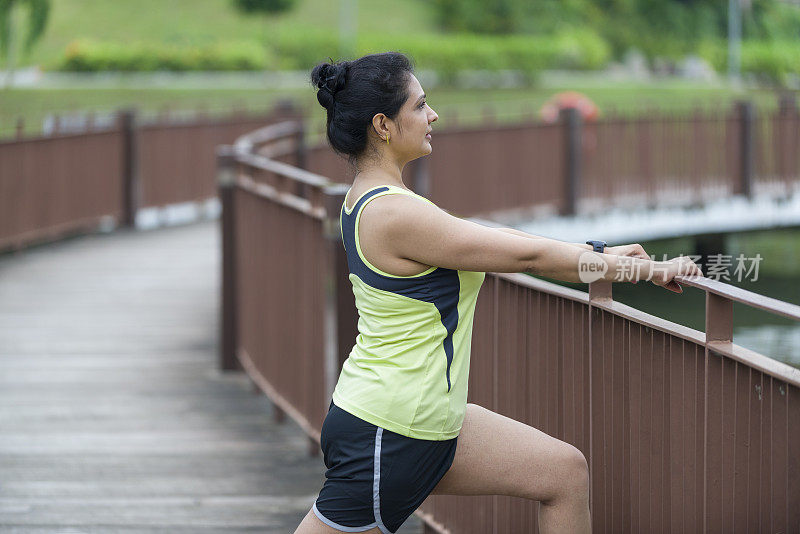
[341,184,435,219]
[361,185,437,214]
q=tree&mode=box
[0,0,49,87]
[231,0,296,15]
[231,0,297,69]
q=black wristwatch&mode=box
[586,240,607,253]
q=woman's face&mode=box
[393,74,438,159]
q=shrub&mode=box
[58,30,612,79]
[269,27,342,70]
[60,39,273,71]
[354,30,608,84]
[698,39,800,85]
[231,0,296,15]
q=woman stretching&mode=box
[294,52,701,534]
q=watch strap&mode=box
[586,240,607,253]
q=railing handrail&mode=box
[232,119,333,190]
[233,120,303,154]
[676,274,800,321]
[236,151,329,188]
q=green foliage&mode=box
[742,42,800,85]
[269,26,341,70]
[0,0,50,56]
[431,0,800,62]
[699,39,800,85]
[43,0,800,85]
[432,0,519,34]
[744,0,800,41]
[16,0,437,69]
[231,0,295,15]
[60,39,273,71]
[268,28,610,83]
[377,29,611,78]
[56,29,611,81]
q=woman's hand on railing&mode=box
[650,256,704,294]
[605,243,649,284]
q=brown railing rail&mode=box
[0,118,126,251]
[221,117,800,533]
[0,102,300,253]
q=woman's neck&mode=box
[352,169,408,190]
[354,154,409,189]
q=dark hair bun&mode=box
[309,52,414,165]
[311,62,349,110]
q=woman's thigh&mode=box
[431,402,588,503]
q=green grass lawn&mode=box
[14,0,436,69]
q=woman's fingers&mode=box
[664,280,683,293]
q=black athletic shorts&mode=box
[313,399,458,533]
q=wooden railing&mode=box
[418,99,799,219]
[5,97,796,253]
[221,117,800,533]
[0,102,299,253]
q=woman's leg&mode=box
[431,402,591,534]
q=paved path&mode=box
[0,220,421,533]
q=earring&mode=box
[386,133,390,145]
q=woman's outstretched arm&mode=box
[495,227,594,251]
[367,194,702,286]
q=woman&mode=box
[295,52,701,534]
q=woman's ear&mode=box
[371,113,390,141]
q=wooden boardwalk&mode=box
[0,220,421,533]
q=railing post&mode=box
[120,108,140,228]
[705,292,733,343]
[322,184,350,407]
[561,107,582,216]
[588,280,612,302]
[776,93,797,186]
[295,118,307,171]
[778,91,797,115]
[218,145,242,372]
[736,100,754,199]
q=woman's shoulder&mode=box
[359,187,435,223]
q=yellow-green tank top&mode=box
[332,184,485,440]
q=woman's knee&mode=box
[550,444,590,500]
[568,445,590,483]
